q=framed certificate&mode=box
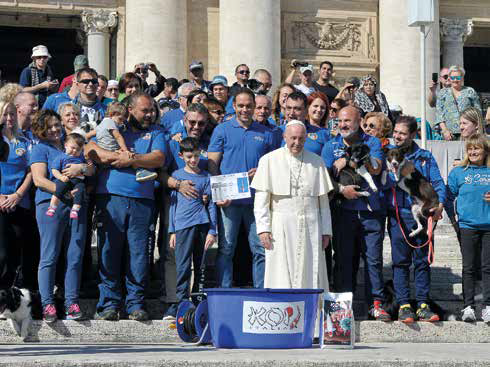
[210,172,251,202]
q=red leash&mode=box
[392,187,435,265]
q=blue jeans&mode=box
[95,194,154,314]
[333,208,385,303]
[388,208,431,305]
[216,204,264,288]
[36,200,86,308]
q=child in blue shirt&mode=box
[46,133,86,219]
[164,137,217,319]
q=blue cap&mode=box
[210,75,229,88]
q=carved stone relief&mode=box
[292,21,362,52]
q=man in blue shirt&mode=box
[383,115,445,323]
[321,106,390,321]
[14,92,39,145]
[85,92,166,321]
[160,82,195,140]
[208,88,274,288]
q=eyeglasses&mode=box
[187,120,207,127]
[211,110,225,115]
[441,75,449,80]
[238,70,250,75]
[35,56,49,60]
[79,78,99,85]
[363,123,377,129]
[450,75,462,81]
[107,88,118,92]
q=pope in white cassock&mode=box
[251,120,334,291]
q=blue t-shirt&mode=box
[96,125,168,200]
[52,153,85,172]
[42,91,72,112]
[0,137,31,209]
[280,123,330,156]
[29,141,64,204]
[160,108,185,140]
[168,168,217,235]
[168,135,210,173]
[322,131,383,211]
[446,165,490,230]
[208,118,274,205]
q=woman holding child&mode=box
[30,109,94,322]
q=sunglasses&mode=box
[330,107,338,113]
[107,88,118,92]
[187,120,207,127]
[450,75,462,81]
[238,70,250,75]
[211,110,225,115]
[79,78,99,85]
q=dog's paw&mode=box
[409,230,419,238]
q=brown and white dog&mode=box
[383,146,439,237]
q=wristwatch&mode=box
[175,180,181,190]
[81,164,88,175]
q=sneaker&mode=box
[461,306,476,322]
[66,303,84,320]
[482,306,490,323]
[162,303,177,321]
[135,169,158,182]
[129,309,149,321]
[398,304,415,324]
[43,304,57,323]
[94,308,119,321]
[416,303,440,322]
[369,300,391,322]
[46,207,56,217]
[69,210,79,220]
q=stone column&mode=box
[219,0,281,89]
[81,10,118,77]
[379,0,440,120]
[125,0,187,79]
[440,18,473,68]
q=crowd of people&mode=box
[0,44,489,325]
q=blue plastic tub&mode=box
[204,288,322,349]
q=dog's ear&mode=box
[399,145,411,156]
[382,146,391,155]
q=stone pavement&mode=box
[0,343,489,366]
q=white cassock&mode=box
[251,146,334,291]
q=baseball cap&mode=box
[107,80,119,89]
[300,65,313,74]
[73,55,89,72]
[189,61,204,71]
[210,75,229,88]
[346,76,360,88]
[31,45,51,59]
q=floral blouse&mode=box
[435,86,482,134]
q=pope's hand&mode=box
[322,235,331,249]
[341,185,363,200]
[247,168,257,180]
[216,199,231,207]
[333,157,347,176]
[259,232,273,250]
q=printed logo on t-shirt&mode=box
[308,133,318,141]
[142,133,151,140]
[15,148,26,156]
[464,173,490,185]
[200,150,208,158]
[253,135,264,142]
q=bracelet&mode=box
[338,184,345,194]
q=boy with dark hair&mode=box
[46,133,87,219]
[164,137,217,320]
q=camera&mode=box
[247,79,263,92]
[158,98,180,111]
[291,59,309,68]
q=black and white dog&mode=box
[0,287,41,340]
[335,143,379,209]
[383,146,439,237]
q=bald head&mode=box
[338,106,361,140]
[14,92,38,129]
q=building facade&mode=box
[0,0,489,119]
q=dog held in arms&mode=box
[0,287,41,340]
[335,142,379,210]
[383,145,439,237]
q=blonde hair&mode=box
[460,107,484,137]
[58,102,80,118]
[364,111,392,139]
[0,83,23,103]
[449,65,466,77]
[460,134,490,168]
[0,100,20,139]
[107,101,128,118]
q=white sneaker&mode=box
[461,306,476,322]
[482,306,490,323]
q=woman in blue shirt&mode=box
[0,100,39,290]
[30,109,94,322]
[446,134,490,322]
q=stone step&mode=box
[2,319,490,345]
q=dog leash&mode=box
[391,187,435,265]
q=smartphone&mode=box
[432,73,438,83]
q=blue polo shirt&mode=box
[96,125,167,200]
[208,117,274,205]
[168,168,217,235]
[280,123,330,156]
[42,91,72,112]
[160,108,185,140]
[0,137,31,209]
[168,134,210,173]
[29,141,64,205]
[322,131,383,211]
[52,153,85,172]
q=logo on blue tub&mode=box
[242,301,305,334]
